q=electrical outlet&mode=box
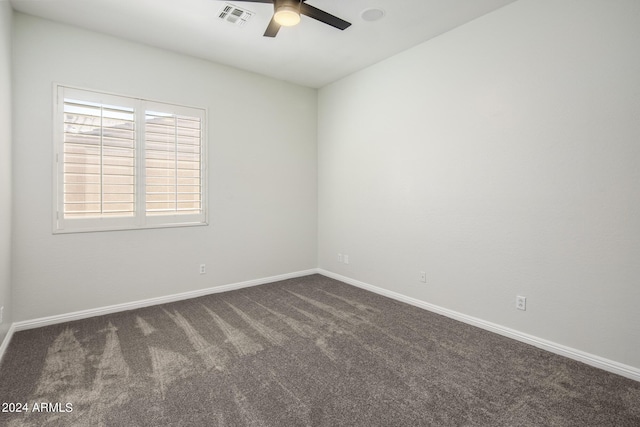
[338,253,343,263]
[516,296,526,311]
[200,264,206,274]
[343,254,349,264]
[419,271,427,283]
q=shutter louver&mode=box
[63,99,136,218]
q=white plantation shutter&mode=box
[145,111,202,216]
[63,99,136,218]
[54,86,207,233]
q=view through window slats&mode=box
[145,112,202,216]
[63,99,136,218]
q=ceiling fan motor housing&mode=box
[275,0,302,9]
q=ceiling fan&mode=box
[233,0,351,37]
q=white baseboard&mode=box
[317,269,640,383]
[10,269,318,334]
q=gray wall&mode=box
[318,0,640,369]
[0,0,13,343]
[11,13,318,321]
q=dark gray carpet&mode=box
[0,274,639,426]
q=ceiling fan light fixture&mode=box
[274,4,300,27]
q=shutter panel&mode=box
[145,111,202,216]
[62,98,136,218]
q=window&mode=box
[53,86,207,233]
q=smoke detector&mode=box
[361,8,385,22]
[218,3,254,26]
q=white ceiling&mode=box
[9,0,517,88]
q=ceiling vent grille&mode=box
[218,3,254,26]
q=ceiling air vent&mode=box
[218,3,254,26]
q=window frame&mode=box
[52,84,208,234]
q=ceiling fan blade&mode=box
[300,3,351,30]
[263,16,281,37]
